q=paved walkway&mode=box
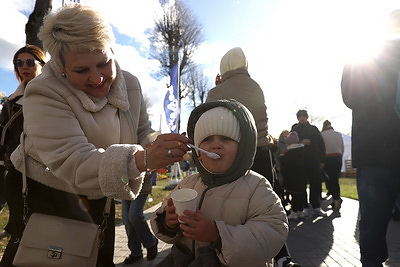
[114,196,400,267]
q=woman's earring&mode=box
[61,73,66,78]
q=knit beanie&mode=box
[194,107,241,147]
[220,47,248,76]
[285,131,299,146]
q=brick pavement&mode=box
[114,197,400,267]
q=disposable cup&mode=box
[171,188,198,223]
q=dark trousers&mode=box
[1,177,116,267]
[324,156,342,200]
[291,191,307,212]
[122,195,157,256]
[1,167,24,267]
[304,162,322,209]
[357,166,400,266]
[0,166,6,209]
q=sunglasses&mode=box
[13,58,40,68]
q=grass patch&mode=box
[322,177,358,200]
[338,177,358,200]
[0,206,9,259]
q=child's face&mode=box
[198,135,238,173]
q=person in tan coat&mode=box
[206,47,298,267]
[151,100,288,267]
[10,4,189,266]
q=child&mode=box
[151,99,288,267]
[279,131,307,220]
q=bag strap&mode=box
[0,108,23,146]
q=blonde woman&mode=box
[10,4,189,266]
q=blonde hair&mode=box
[38,4,115,72]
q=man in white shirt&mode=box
[321,120,344,212]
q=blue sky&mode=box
[1,0,400,138]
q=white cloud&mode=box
[84,0,161,49]
[0,1,33,69]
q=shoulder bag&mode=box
[13,134,111,267]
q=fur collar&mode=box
[8,83,25,101]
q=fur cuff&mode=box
[99,144,145,200]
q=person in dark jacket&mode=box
[0,44,46,266]
[341,9,400,266]
[280,131,306,220]
[291,110,326,217]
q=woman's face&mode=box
[63,49,116,98]
[15,52,43,84]
[198,135,238,173]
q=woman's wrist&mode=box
[135,150,146,172]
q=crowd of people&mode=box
[0,3,399,267]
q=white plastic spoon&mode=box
[188,144,220,159]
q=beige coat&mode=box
[11,60,153,199]
[151,171,288,267]
[206,69,269,148]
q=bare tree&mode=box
[25,0,52,49]
[181,65,210,108]
[148,0,203,100]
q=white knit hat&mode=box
[219,47,248,76]
[194,106,241,147]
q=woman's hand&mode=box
[165,198,179,228]
[179,209,219,243]
[136,133,190,172]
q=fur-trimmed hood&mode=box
[187,99,257,188]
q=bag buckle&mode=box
[47,246,63,259]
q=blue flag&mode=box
[164,64,180,133]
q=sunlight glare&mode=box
[345,38,385,64]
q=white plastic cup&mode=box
[171,188,198,223]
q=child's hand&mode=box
[179,209,219,243]
[165,198,179,228]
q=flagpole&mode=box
[177,60,181,133]
[159,113,162,132]
[176,40,183,134]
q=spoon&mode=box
[188,144,220,159]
